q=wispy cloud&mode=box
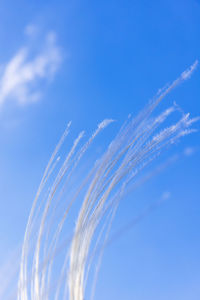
[0,29,62,107]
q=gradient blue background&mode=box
[0,0,199,299]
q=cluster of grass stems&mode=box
[8,61,198,300]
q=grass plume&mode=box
[16,61,198,300]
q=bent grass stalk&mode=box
[17,61,198,300]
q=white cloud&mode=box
[0,29,62,107]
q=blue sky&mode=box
[0,0,200,299]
